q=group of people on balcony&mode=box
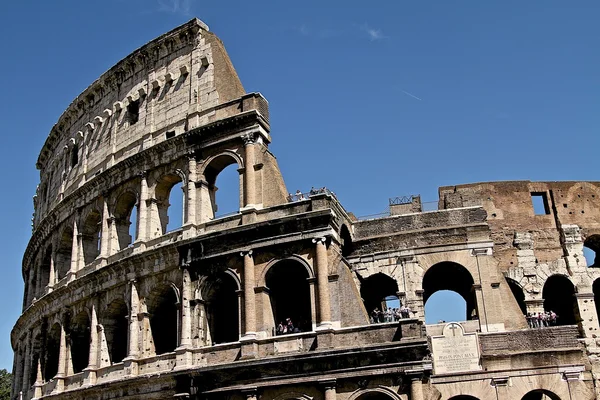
[526,310,558,328]
[370,305,412,323]
[276,318,302,335]
[287,187,336,202]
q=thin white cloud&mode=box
[401,90,422,101]
[361,24,387,41]
[292,24,343,39]
[157,0,193,16]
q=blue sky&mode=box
[0,0,598,370]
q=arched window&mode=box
[584,235,600,267]
[39,245,52,294]
[44,323,61,380]
[148,284,179,355]
[203,272,240,344]
[56,226,73,281]
[70,311,91,373]
[29,334,42,385]
[423,262,476,324]
[340,225,353,258]
[82,210,102,264]
[114,192,138,250]
[542,275,578,326]
[204,155,241,219]
[266,260,312,334]
[155,174,184,234]
[101,299,129,364]
[506,277,527,315]
[359,273,399,323]
[70,143,79,167]
[521,389,562,400]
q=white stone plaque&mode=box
[431,322,481,375]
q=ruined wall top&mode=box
[33,18,252,226]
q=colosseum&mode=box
[10,17,600,400]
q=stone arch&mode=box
[100,298,129,364]
[81,208,102,264]
[506,277,527,315]
[200,151,244,219]
[448,396,481,400]
[359,273,399,322]
[44,322,61,380]
[521,389,562,400]
[423,261,477,322]
[113,190,138,250]
[70,309,91,373]
[542,274,579,326]
[265,258,313,334]
[340,224,353,257]
[154,172,184,234]
[201,269,241,344]
[347,387,403,400]
[146,282,180,355]
[55,223,74,280]
[583,234,600,267]
[260,255,315,287]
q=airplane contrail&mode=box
[401,90,422,101]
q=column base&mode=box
[51,375,65,394]
[174,345,193,369]
[316,322,333,330]
[123,356,139,376]
[82,367,97,386]
[240,336,258,359]
[316,327,335,349]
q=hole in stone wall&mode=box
[148,285,179,355]
[203,272,239,344]
[82,210,102,264]
[423,262,476,324]
[44,324,61,380]
[542,275,579,326]
[127,100,139,125]
[531,192,550,215]
[70,144,79,167]
[359,273,399,322]
[114,191,138,250]
[70,311,91,373]
[155,174,183,234]
[101,299,129,364]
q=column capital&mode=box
[241,132,257,145]
[312,237,327,245]
[240,250,253,257]
[319,378,336,389]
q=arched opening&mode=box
[70,311,91,374]
[542,275,578,326]
[56,226,73,281]
[148,284,179,355]
[29,334,42,385]
[353,390,397,400]
[70,143,79,167]
[155,174,184,234]
[39,245,52,294]
[506,277,527,315]
[44,323,61,380]
[266,260,312,334]
[114,191,138,250]
[82,210,102,264]
[359,273,399,323]
[340,225,353,258]
[449,396,481,400]
[584,235,600,267]
[101,299,129,364]
[521,389,561,400]
[423,262,476,324]
[203,272,240,344]
[594,279,600,326]
[204,155,241,219]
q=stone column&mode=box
[136,173,148,243]
[242,251,256,338]
[242,133,256,207]
[68,220,80,280]
[127,281,140,358]
[576,293,599,338]
[108,215,118,254]
[99,198,110,258]
[84,304,99,386]
[313,237,332,327]
[321,379,336,400]
[410,376,424,400]
[54,323,68,392]
[48,249,56,291]
[186,157,197,225]
[242,388,257,400]
[180,268,192,347]
[33,359,43,399]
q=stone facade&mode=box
[11,18,600,400]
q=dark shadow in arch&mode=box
[156,173,184,234]
[542,275,578,326]
[266,259,312,334]
[40,245,52,294]
[423,262,477,321]
[56,226,73,281]
[148,284,180,355]
[29,334,42,385]
[340,224,353,258]
[353,390,398,400]
[449,396,481,400]
[82,210,102,264]
[521,389,562,400]
[203,272,240,344]
[114,191,138,250]
[506,277,527,315]
[204,154,241,218]
[70,311,91,373]
[44,323,61,380]
[101,299,129,364]
[359,273,399,321]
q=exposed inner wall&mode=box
[33,18,246,228]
